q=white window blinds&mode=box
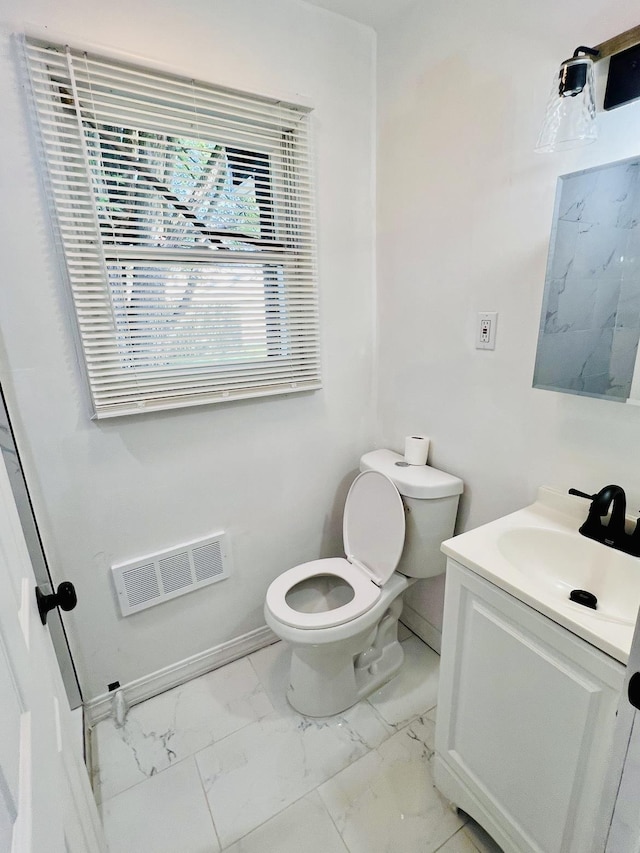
[25,38,320,418]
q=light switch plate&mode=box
[476,312,498,350]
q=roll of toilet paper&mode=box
[404,435,430,466]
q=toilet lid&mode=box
[343,470,405,586]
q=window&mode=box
[25,39,320,417]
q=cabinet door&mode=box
[436,561,624,853]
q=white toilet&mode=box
[264,449,463,717]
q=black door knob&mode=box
[628,671,640,711]
[35,581,78,625]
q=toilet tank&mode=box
[359,449,463,579]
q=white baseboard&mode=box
[84,624,278,727]
[400,605,442,654]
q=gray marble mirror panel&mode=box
[533,156,640,403]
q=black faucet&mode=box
[569,485,628,549]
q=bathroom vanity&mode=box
[433,488,636,853]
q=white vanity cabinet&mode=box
[434,559,625,853]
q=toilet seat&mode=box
[266,471,406,630]
[265,557,381,629]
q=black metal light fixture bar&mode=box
[593,24,640,110]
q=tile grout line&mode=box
[96,749,201,808]
[313,786,352,853]
[215,786,338,850]
[193,750,223,852]
[246,648,269,697]
[432,825,472,852]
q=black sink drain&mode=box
[569,589,598,610]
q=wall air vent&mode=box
[112,532,231,616]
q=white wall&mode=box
[376,0,640,634]
[0,0,376,700]
[6,0,638,696]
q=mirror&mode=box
[533,156,640,403]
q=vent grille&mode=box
[160,552,192,593]
[123,563,160,607]
[112,532,231,616]
[193,542,224,582]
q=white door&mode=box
[605,608,640,853]
[0,450,106,852]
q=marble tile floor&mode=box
[91,630,502,853]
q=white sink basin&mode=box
[496,527,640,626]
[441,487,640,663]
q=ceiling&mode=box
[301,0,417,31]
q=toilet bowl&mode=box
[264,449,463,717]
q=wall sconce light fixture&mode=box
[536,25,640,153]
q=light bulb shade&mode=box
[535,57,597,153]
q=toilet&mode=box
[264,448,463,717]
